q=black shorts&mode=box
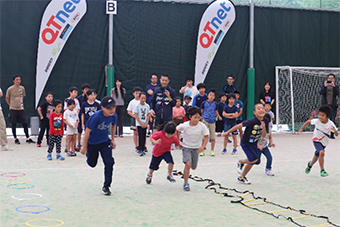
[8,110,27,124]
[152,118,168,130]
[149,152,174,171]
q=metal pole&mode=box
[249,0,254,69]
[108,14,113,65]
[106,13,114,96]
[247,0,255,119]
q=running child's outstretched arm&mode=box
[332,126,339,137]
[198,135,209,154]
[297,119,312,134]
[222,123,243,137]
[80,128,91,154]
[110,125,116,149]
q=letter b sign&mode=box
[106,1,117,15]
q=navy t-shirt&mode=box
[217,102,226,121]
[81,101,101,126]
[241,117,269,145]
[86,109,117,145]
[146,84,160,104]
[223,104,238,125]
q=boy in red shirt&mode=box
[146,122,181,184]
[47,100,65,160]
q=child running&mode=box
[177,107,209,191]
[223,103,269,184]
[297,105,338,177]
[80,96,117,195]
[133,92,151,156]
[47,100,65,161]
[64,99,79,157]
[146,122,181,185]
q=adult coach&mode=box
[146,73,159,104]
[320,73,339,122]
[150,74,176,132]
[6,74,35,144]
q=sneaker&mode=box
[305,161,312,174]
[65,148,68,153]
[138,150,145,156]
[135,147,139,153]
[320,169,329,177]
[238,175,251,184]
[143,148,148,153]
[265,169,275,176]
[1,145,13,151]
[26,138,36,144]
[167,174,176,183]
[237,160,244,174]
[221,148,227,155]
[146,174,152,184]
[183,183,190,191]
[37,144,41,147]
[119,135,123,138]
[217,133,222,137]
[147,132,151,137]
[228,139,232,143]
[231,149,237,155]
[14,139,20,144]
[199,151,205,156]
[210,150,215,156]
[56,155,65,160]
[74,146,80,152]
[47,154,52,160]
[102,186,111,195]
[67,151,77,157]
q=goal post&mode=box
[276,66,340,133]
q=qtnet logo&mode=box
[199,1,231,49]
[41,0,81,45]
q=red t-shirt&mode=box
[49,112,64,135]
[151,131,180,157]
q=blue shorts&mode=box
[241,144,261,164]
[313,141,326,157]
[224,123,238,135]
[149,152,174,171]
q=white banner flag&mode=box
[35,0,87,106]
[194,0,236,85]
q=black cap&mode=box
[101,96,116,108]
[184,95,192,100]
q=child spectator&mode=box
[183,95,192,122]
[127,86,142,152]
[177,107,209,191]
[264,102,275,131]
[146,122,181,185]
[222,75,237,94]
[81,89,101,130]
[297,105,338,177]
[258,113,276,176]
[216,93,227,136]
[179,78,198,105]
[192,83,207,108]
[172,97,186,139]
[47,100,65,161]
[133,93,151,156]
[76,83,91,150]
[223,103,269,184]
[234,90,244,139]
[222,93,238,155]
[64,99,78,157]
[200,89,221,156]
[64,86,80,152]
[37,92,53,147]
[80,96,117,196]
[259,82,275,106]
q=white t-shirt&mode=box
[127,99,140,113]
[311,118,337,146]
[64,109,79,128]
[183,86,198,105]
[177,121,209,149]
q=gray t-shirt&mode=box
[111,88,126,106]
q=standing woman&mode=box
[111,79,126,137]
[259,82,275,106]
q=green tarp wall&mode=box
[0,0,339,126]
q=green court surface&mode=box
[1,133,339,227]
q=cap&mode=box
[184,95,192,100]
[101,96,116,108]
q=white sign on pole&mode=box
[106,1,117,15]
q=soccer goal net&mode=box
[276,66,340,132]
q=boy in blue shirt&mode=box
[81,96,118,196]
[200,89,221,156]
[222,93,238,155]
[192,83,208,108]
[216,93,227,136]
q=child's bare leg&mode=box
[183,162,191,184]
[168,163,174,175]
[238,128,243,140]
[77,133,81,146]
[318,150,325,170]
[242,160,257,176]
[310,155,319,167]
[211,139,215,151]
[66,135,71,151]
[148,169,154,176]
[223,137,227,149]
[133,130,138,148]
[72,134,77,151]
[232,135,237,149]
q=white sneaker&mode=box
[1,145,13,151]
[237,176,251,184]
[265,169,275,176]
[237,160,244,174]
